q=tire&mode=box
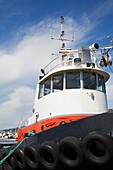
[58,136,83,168]
[10,156,21,170]
[38,141,59,170]
[82,132,113,165]
[14,147,28,170]
[1,152,13,170]
[24,143,39,169]
[2,162,13,170]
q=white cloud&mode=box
[0,18,59,129]
[0,16,112,129]
[88,0,113,24]
[0,86,35,130]
[0,20,53,129]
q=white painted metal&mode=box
[34,89,108,121]
[20,18,112,127]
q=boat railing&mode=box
[18,119,28,128]
[44,55,83,74]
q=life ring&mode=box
[38,141,59,170]
[24,143,39,169]
[58,136,83,167]
[82,132,113,165]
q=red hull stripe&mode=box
[17,114,90,142]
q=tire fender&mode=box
[14,147,28,170]
[82,132,113,165]
[58,136,83,168]
[38,141,59,170]
[24,143,39,169]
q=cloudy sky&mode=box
[0,0,113,129]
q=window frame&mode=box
[44,77,51,96]
[38,71,106,100]
[65,71,80,89]
[38,82,44,99]
[83,71,97,90]
[52,73,64,93]
[98,74,106,93]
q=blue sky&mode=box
[1,0,113,49]
[0,0,113,129]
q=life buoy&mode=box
[38,141,59,170]
[58,136,83,168]
[82,132,113,165]
[24,143,39,169]
[14,147,28,170]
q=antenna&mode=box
[51,17,74,45]
[108,36,113,44]
[99,36,113,68]
[60,16,66,50]
[101,36,113,50]
[60,16,65,40]
[72,29,75,49]
[50,16,76,67]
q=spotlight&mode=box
[89,43,99,50]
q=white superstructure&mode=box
[20,17,113,128]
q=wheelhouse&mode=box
[38,70,107,99]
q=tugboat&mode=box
[1,17,113,170]
[17,16,111,142]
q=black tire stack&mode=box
[1,133,113,170]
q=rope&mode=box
[0,130,36,165]
[3,146,10,149]
[27,130,36,136]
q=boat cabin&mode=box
[33,57,109,125]
[17,17,112,143]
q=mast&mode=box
[60,16,65,40]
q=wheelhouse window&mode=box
[66,72,80,89]
[38,83,43,99]
[98,74,106,93]
[52,74,63,92]
[44,78,51,96]
[83,72,96,89]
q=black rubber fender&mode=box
[24,143,39,169]
[58,136,83,168]
[38,141,59,170]
[10,156,21,170]
[1,152,13,170]
[14,147,28,170]
[2,161,13,170]
[82,132,113,165]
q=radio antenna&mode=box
[108,36,113,44]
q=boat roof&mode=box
[39,64,110,83]
[38,17,112,84]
